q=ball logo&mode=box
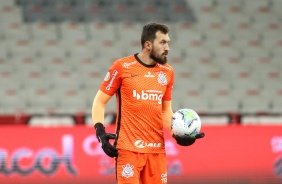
[180,109,198,128]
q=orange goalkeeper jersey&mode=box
[100,54,174,153]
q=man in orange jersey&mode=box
[92,22,205,183]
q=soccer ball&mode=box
[171,108,201,137]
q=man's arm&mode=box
[92,90,112,125]
[162,100,174,134]
[92,90,118,157]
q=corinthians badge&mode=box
[121,164,134,178]
[158,71,167,86]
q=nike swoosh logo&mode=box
[131,74,138,77]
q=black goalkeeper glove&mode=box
[94,122,118,157]
[173,132,205,146]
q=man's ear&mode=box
[144,40,152,51]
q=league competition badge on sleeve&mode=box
[121,164,134,178]
[104,72,110,81]
[157,71,167,86]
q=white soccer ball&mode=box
[171,108,201,137]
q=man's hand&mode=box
[94,122,118,157]
[173,132,205,146]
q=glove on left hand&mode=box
[173,132,205,146]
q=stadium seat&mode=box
[222,11,253,31]
[110,3,137,22]
[209,90,240,113]
[80,2,113,22]
[239,92,271,114]
[270,58,282,68]
[231,78,262,99]
[166,1,194,22]
[270,96,282,113]
[241,0,271,15]
[173,89,211,114]
[20,71,51,90]
[270,0,282,19]
[22,4,55,22]
[35,39,67,59]
[214,0,243,16]
[0,88,28,114]
[202,79,232,97]
[212,47,242,62]
[1,21,31,40]
[58,21,89,41]
[173,66,195,89]
[232,29,262,49]
[0,4,22,23]
[184,46,213,62]
[188,0,215,14]
[30,21,59,40]
[116,21,142,40]
[23,87,56,114]
[11,56,44,78]
[203,29,233,48]
[55,89,88,114]
[252,12,280,31]
[261,29,282,49]
[15,0,48,6]
[256,65,281,82]
[0,0,17,6]
[0,72,21,94]
[261,80,282,98]
[6,39,38,59]
[87,22,117,45]
[241,46,270,60]
[271,47,282,60]
[53,3,82,22]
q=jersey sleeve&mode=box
[99,60,123,96]
[162,69,174,101]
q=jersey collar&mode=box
[134,53,156,68]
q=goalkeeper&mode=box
[92,22,204,184]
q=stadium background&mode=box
[0,0,282,183]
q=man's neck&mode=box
[137,51,156,66]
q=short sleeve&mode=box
[99,60,123,96]
[162,69,174,101]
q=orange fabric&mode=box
[116,149,167,184]
[100,54,174,153]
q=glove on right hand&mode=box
[94,122,118,157]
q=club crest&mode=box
[157,71,167,86]
[121,164,134,178]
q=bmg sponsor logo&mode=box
[133,90,163,104]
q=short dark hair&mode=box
[141,23,169,49]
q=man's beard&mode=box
[149,48,168,65]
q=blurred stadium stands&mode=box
[0,0,281,125]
